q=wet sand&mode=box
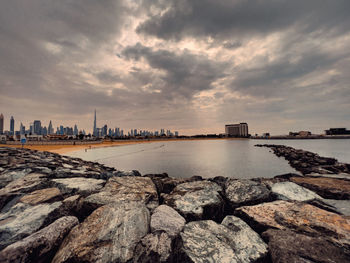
[0,138,237,155]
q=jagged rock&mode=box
[0,168,32,187]
[52,177,105,195]
[179,218,268,263]
[0,201,62,249]
[163,180,224,221]
[271,181,322,201]
[83,176,159,211]
[133,232,173,263]
[19,187,62,205]
[224,179,271,208]
[151,205,186,237]
[0,216,78,263]
[114,170,142,177]
[291,176,350,199]
[52,202,150,263]
[235,200,350,246]
[320,199,350,216]
[309,173,350,180]
[0,173,47,210]
[263,229,350,263]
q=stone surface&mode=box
[224,179,271,207]
[19,187,62,205]
[271,181,322,201]
[235,200,350,246]
[52,202,150,263]
[83,176,159,211]
[0,168,32,187]
[0,216,78,263]
[163,180,224,221]
[52,177,105,195]
[263,229,350,263]
[151,205,186,237]
[179,219,268,263]
[0,201,62,249]
[320,199,350,216]
[309,172,350,180]
[291,176,350,199]
[133,232,173,263]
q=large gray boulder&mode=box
[179,218,268,263]
[224,179,270,208]
[52,177,105,195]
[0,168,32,187]
[271,181,322,201]
[0,201,62,249]
[52,201,150,263]
[163,181,224,221]
[151,205,186,238]
[0,216,78,263]
[83,176,159,211]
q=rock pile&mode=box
[0,146,350,263]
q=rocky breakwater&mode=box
[0,146,350,263]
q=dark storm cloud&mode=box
[122,43,227,98]
[137,0,350,41]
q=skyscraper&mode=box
[74,124,78,136]
[20,122,24,134]
[33,120,41,135]
[48,120,53,135]
[0,113,3,135]
[10,116,15,135]
[93,109,97,136]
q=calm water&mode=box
[67,139,350,179]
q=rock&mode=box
[235,200,350,246]
[179,219,268,263]
[0,201,62,249]
[0,216,78,263]
[271,181,322,202]
[163,180,224,221]
[114,170,142,177]
[19,188,62,205]
[224,179,271,208]
[133,232,173,263]
[52,201,150,263]
[83,176,159,211]
[151,205,186,238]
[0,168,32,187]
[309,173,350,180]
[263,229,350,263]
[291,176,350,199]
[320,199,350,216]
[52,177,105,195]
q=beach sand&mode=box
[0,138,238,155]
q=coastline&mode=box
[0,137,245,155]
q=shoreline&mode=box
[0,137,245,155]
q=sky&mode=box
[1,0,350,135]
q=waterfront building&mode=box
[325,128,350,135]
[225,123,249,137]
[0,113,3,134]
[20,122,25,134]
[33,120,41,135]
[10,116,15,135]
[175,131,179,136]
[93,109,97,137]
[48,120,53,135]
[74,124,78,136]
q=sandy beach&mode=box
[0,138,237,155]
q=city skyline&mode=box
[1,1,350,135]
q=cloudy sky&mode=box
[1,0,350,135]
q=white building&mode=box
[225,123,249,137]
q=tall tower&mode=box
[93,109,97,136]
[10,116,15,135]
[0,113,3,135]
[48,120,53,135]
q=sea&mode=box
[67,139,350,179]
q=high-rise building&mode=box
[10,116,15,135]
[20,122,25,134]
[74,124,78,136]
[93,109,97,136]
[33,120,41,135]
[0,113,3,134]
[48,120,53,135]
[225,123,249,137]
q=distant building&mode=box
[225,123,249,137]
[325,128,350,135]
[48,120,53,135]
[93,109,97,136]
[289,131,311,137]
[10,116,15,135]
[33,120,41,135]
[0,113,4,134]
